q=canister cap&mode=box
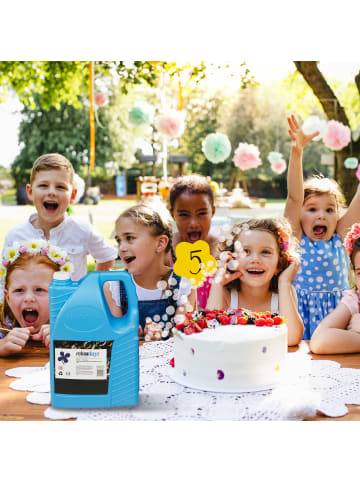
[53,271,71,280]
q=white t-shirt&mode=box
[229,289,279,312]
[2,213,118,281]
[108,272,192,308]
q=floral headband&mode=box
[278,226,290,251]
[344,223,360,256]
[0,239,73,303]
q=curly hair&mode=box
[1,253,60,330]
[217,217,298,293]
[169,174,215,210]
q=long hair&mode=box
[1,253,59,329]
[217,217,298,293]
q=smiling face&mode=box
[234,229,280,289]
[171,192,215,244]
[300,193,339,242]
[4,261,55,333]
[115,217,168,276]
[26,169,77,232]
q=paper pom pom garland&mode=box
[154,110,185,138]
[267,151,287,175]
[233,143,262,171]
[128,102,154,126]
[344,157,359,169]
[323,120,351,151]
[302,115,328,141]
[356,164,360,181]
[94,92,108,107]
[202,132,232,164]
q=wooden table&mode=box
[1,340,360,421]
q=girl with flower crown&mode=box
[206,217,304,346]
[310,224,360,354]
[0,239,73,357]
[285,115,360,339]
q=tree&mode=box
[294,61,360,204]
[11,94,112,188]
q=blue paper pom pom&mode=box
[344,157,359,169]
[268,151,283,163]
[128,103,153,126]
[202,133,231,164]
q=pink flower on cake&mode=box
[233,143,262,171]
[344,223,360,255]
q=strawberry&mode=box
[237,316,247,325]
[264,319,274,327]
[186,312,194,320]
[273,316,283,325]
[169,357,175,367]
[194,323,203,333]
[255,318,266,326]
[206,312,217,320]
[184,326,196,335]
[175,322,185,331]
[218,314,230,325]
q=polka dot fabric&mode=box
[293,233,350,339]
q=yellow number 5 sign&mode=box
[173,240,217,287]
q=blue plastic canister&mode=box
[49,271,139,408]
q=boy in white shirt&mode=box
[2,153,117,280]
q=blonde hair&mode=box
[218,217,298,293]
[304,176,345,209]
[116,199,175,262]
[30,153,75,185]
[1,253,60,330]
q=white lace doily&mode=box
[5,339,360,421]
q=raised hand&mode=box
[278,256,300,286]
[287,114,319,152]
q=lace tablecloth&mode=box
[5,339,360,421]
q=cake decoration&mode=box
[217,370,225,380]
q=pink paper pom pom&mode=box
[323,120,351,151]
[356,164,360,181]
[271,158,287,174]
[94,92,108,107]
[233,143,262,171]
[155,110,185,138]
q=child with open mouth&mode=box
[0,240,73,357]
[284,114,360,339]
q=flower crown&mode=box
[0,239,73,303]
[344,223,360,256]
[278,225,291,251]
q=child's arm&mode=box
[337,184,360,241]
[284,115,319,240]
[309,303,360,354]
[96,259,115,271]
[0,327,33,357]
[103,282,124,318]
[278,257,304,346]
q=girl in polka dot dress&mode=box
[285,115,360,339]
[311,224,360,354]
[103,199,195,341]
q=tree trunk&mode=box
[294,61,360,205]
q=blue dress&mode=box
[293,233,349,339]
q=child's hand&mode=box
[346,313,360,333]
[31,324,50,348]
[216,251,243,286]
[0,327,33,357]
[143,319,163,342]
[278,256,300,285]
[288,114,319,152]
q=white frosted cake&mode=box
[171,310,288,392]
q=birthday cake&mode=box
[171,309,287,392]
